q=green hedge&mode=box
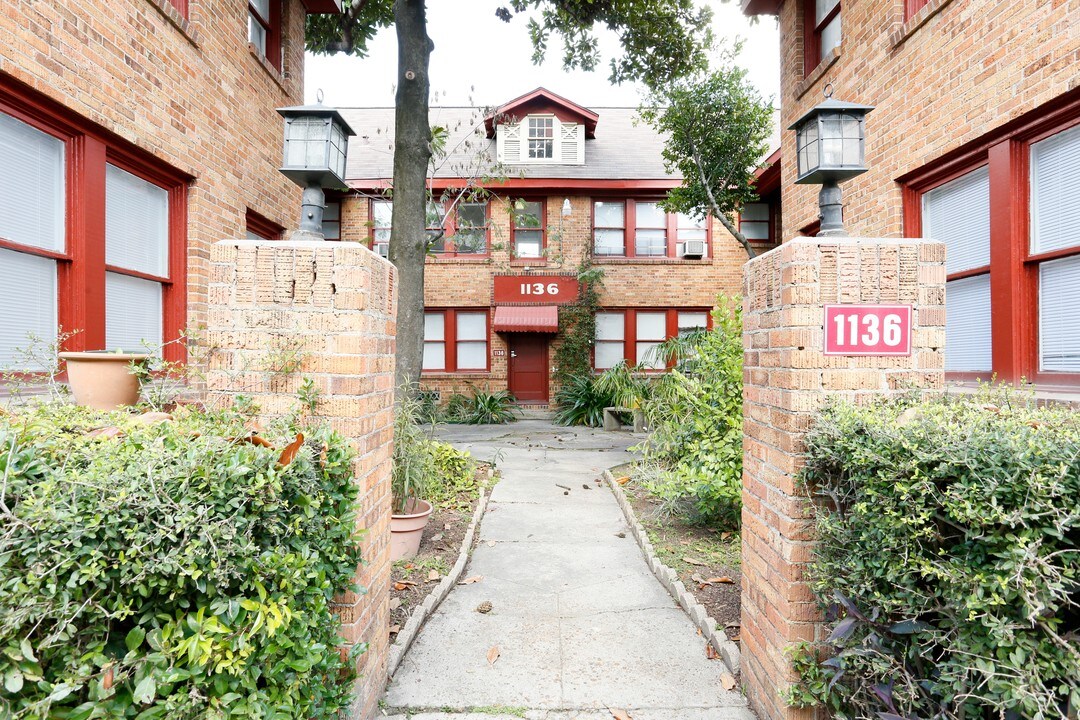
[0,404,363,719]
[789,391,1080,719]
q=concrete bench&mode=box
[603,406,646,433]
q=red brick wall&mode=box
[740,237,945,720]
[1,0,308,335]
[773,0,1079,240]
[205,239,397,720]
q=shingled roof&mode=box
[340,105,680,186]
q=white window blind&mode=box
[678,312,708,335]
[423,312,445,370]
[635,202,667,256]
[1030,123,1080,255]
[594,201,625,256]
[636,311,667,369]
[0,112,65,252]
[923,166,990,275]
[945,275,992,372]
[1039,255,1080,373]
[106,272,162,351]
[595,312,625,369]
[0,248,57,368]
[106,164,169,277]
[456,312,487,370]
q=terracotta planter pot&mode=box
[390,498,434,562]
[59,351,149,410]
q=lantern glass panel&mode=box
[797,118,820,177]
[822,113,844,167]
[285,116,330,170]
[329,121,347,179]
[841,115,862,166]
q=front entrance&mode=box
[507,333,549,403]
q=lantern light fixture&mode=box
[788,84,874,237]
[276,90,356,240]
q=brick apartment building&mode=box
[742,0,1080,393]
[0,0,337,367]
[338,88,777,404]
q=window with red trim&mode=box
[167,0,189,18]
[511,199,545,259]
[905,0,931,20]
[0,98,187,368]
[740,201,774,243]
[245,208,284,240]
[904,102,1080,385]
[248,0,281,71]
[805,0,841,74]
[422,309,490,373]
[371,198,490,257]
[593,309,711,370]
[592,200,711,259]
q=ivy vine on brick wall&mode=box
[553,257,604,388]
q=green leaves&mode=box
[790,389,1080,719]
[0,404,364,718]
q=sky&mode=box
[304,1,781,111]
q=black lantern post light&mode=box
[789,85,874,237]
[277,91,356,240]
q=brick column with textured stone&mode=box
[740,237,946,720]
[205,239,396,720]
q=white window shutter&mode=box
[1031,123,1080,255]
[1040,255,1080,372]
[560,123,584,164]
[498,123,521,163]
[922,166,990,275]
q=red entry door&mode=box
[507,334,549,403]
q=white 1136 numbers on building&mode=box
[520,282,560,296]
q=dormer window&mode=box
[527,117,555,159]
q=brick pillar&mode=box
[740,237,945,720]
[205,239,397,720]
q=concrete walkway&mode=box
[382,419,753,720]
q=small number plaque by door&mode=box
[824,305,912,356]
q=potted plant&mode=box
[58,349,150,410]
[389,396,437,561]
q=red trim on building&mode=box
[352,178,682,193]
[593,308,713,371]
[901,87,1080,385]
[754,148,782,196]
[741,0,782,15]
[905,0,931,20]
[422,308,492,374]
[804,0,841,78]
[485,87,599,138]
[245,208,285,240]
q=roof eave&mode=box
[741,0,782,16]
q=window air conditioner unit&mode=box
[681,239,706,258]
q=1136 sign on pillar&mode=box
[824,305,912,356]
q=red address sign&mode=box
[493,275,580,305]
[824,305,912,356]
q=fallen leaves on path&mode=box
[486,540,497,547]
[427,570,440,582]
[706,644,720,660]
[458,575,484,585]
[389,598,401,611]
[389,624,401,634]
[720,672,738,691]
[609,708,632,720]
[692,573,736,589]
[393,580,418,591]
[486,646,500,665]
[683,556,708,566]
[615,476,631,486]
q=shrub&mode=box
[441,390,519,425]
[392,394,438,513]
[789,390,1080,720]
[635,296,743,528]
[0,403,362,719]
[553,374,616,427]
[424,440,479,510]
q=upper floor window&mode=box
[322,200,341,240]
[248,0,281,71]
[592,200,710,259]
[0,104,186,367]
[740,202,772,243]
[527,117,555,159]
[371,197,489,258]
[512,200,545,259]
[805,0,841,71]
[245,207,284,241]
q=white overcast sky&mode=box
[304,1,780,111]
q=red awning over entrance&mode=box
[493,305,559,333]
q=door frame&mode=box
[507,333,550,403]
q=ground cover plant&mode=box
[788,390,1080,720]
[0,403,363,719]
[441,389,519,425]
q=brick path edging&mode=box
[602,469,742,675]
[385,488,491,678]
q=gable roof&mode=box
[483,87,600,138]
[341,105,678,186]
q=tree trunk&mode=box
[390,0,433,395]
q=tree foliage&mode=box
[640,44,774,258]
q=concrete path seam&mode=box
[386,487,491,679]
[602,469,742,676]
